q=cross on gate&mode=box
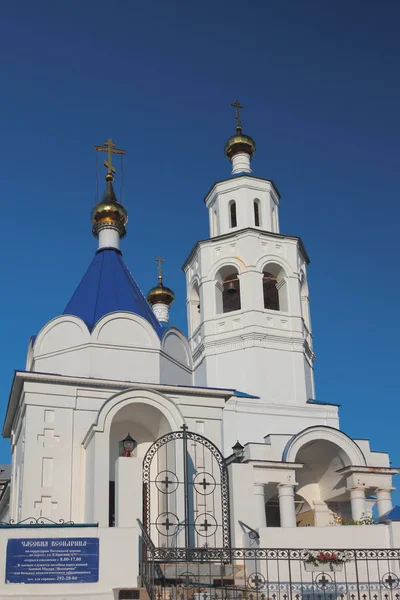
[200,477,211,490]
[160,475,173,489]
[317,574,330,590]
[180,424,188,432]
[385,574,398,589]
[200,517,211,532]
[34,496,58,517]
[37,429,60,448]
[161,516,173,531]
[251,574,263,588]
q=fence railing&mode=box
[139,538,400,600]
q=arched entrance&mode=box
[142,426,230,548]
[284,426,367,526]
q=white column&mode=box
[376,489,393,517]
[254,483,267,528]
[115,457,143,527]
[231,152,252,175]
[349,487,367,521]
[278,484,297,528]
[98,226,120,250]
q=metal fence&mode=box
[139,539,400,600]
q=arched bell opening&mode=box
[262,263,287,312]
[215,265,241,314]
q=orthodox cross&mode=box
[94,138,125,180]
[156,256,164,283]
[231,100,244,131]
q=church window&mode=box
[263,271,279,310]
[190,282,201,334]
[229,201,237,228]
[222,272,241,313]
[254,200,261,227]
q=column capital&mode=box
[348,486,366,494]
[278,483,296,491]
[254,482,266,492]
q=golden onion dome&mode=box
[147,278,175,307]
[224,126,256,160]
[91,177,128,238]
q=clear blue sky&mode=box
[1,1,399,502]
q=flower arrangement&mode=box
[331,513,376,526]
[304,550,352,566]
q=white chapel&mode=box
[0,106,399,600]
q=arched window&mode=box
[229,201,237,228]
[263,271,279,310]
[254,200,261,227]
[222,272,241,312]
[190,282,201,334]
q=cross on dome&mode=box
[156,256,164,283]
[231,100,244,132]
[94,138,125,182]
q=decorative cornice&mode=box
[337,465,400,475]
[224,399,338,420]
[182,228,310,272]
[192,331,314,363]
[203,174,281,204]
[2,371,235,438]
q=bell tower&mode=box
[183,103,315,407]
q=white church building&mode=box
[0,108,399,600]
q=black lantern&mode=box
[122,433,136,456]
[232,440,244,461]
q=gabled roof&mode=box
[63,247,163,335]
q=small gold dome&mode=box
[224,129,256,160]
[147,281,175,307]
[91,180,128,238]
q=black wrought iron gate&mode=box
[142,426,231,549]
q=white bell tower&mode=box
[183,103,315,407]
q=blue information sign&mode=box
[5,537,99,584]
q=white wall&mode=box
[259,524,390,548]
